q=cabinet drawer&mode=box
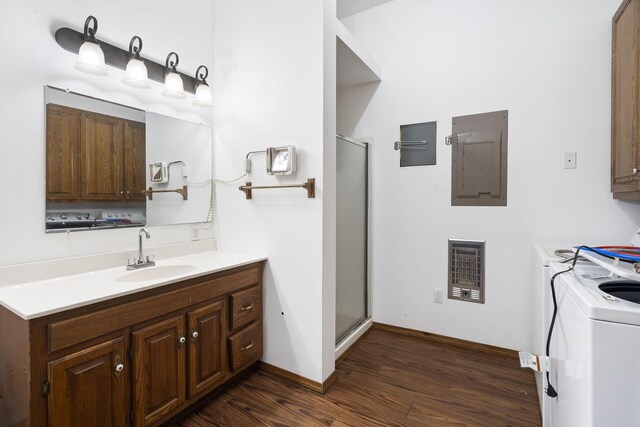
[230,285,261,330]
[228,322,262,372]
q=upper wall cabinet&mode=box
[46,104,146,202]
[612,0,640,199]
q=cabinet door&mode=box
[132,315,186,426]
[124,120,147,201]
[46,104,80,201]
[48,337,127,427]
[187,299,226,398]
[612,0,640,195]
[80,111,125,200]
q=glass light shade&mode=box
[161,72,185,98]
[122,58,149,89]
[193,83,213,107]
[74,41,108,76]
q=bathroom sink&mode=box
[117,264,197,283]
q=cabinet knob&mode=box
[191,331,199,341]
[120,190,124,194]
[114,357,124,377]
[178,336,186,346]
[240,341,254,352]
[633,168,638,175]
[126,191,130,194]
[239,303,254,312]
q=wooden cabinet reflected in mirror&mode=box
[45,102,148,232]
[46,105,146,202]
[46,104,80,201]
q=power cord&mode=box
[186,171,248,224]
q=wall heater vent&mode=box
[448,239,485,304]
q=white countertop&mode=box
[0,250,266,320]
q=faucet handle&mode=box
[146,254,155,263]
[128,258,138,266]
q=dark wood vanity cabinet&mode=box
[131,300,228,426]
[187,300,227,397]
[47,337,128,427]
[132,315,187,426]
[0,261,264,427]
[46,104,146,202]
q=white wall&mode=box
[323,0,338,381]
[0,0,216,267]
[212,0,330,382]
[343,0,640,351]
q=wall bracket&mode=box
[141,185,188,201]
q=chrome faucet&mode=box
[127,227,156,270]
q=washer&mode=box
[548,260,640,427]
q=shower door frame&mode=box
[335,134,371,345]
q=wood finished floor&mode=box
[174,329,541,426]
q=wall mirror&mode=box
[44,86,213,232]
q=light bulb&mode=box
[162,72,185,99]
[193,83,213,107]
[74,41,108,76]
[122,58,149,89]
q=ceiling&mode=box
[337,0,394,19]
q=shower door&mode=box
[336,135,368,344]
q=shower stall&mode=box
[336,134,370,345]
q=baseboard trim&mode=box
[335,318,373,363]
[258,361,338,394]
[372,322,518,359]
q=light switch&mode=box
[564,152,577,169]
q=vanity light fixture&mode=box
[56,16,212,104]
[162,52,186,99]
[192,65,213,108]
[74,16,108,76]
[121,36,149,89]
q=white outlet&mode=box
[564,152,577,169]
[191,224,199,241]
[434,288,443,304]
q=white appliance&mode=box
[531,242,576,425]
[548,260,640,426]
